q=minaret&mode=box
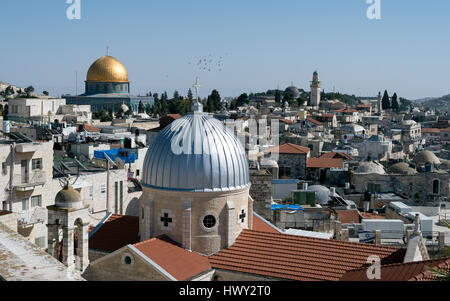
[377,91,383,115]
[310,71,321,107]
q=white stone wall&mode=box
[0,141,54,248]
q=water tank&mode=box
[2,121,10,133]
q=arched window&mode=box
[433,179,440,194]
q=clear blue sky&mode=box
[1,0,449,99]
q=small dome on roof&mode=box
[307,185,339,205]
[354,162,386,175]
[388,162,417,175]
[261,159,278,168]
[413,150,440,165]
[400,119,417,126]
[55,185,84,209]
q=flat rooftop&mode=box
[0,223,85,281]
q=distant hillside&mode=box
[418,94,450,112]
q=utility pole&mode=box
[9,142,15,212]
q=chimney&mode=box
[330,187,336,197]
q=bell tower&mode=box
[47,184,90,272]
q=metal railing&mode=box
[18,206,46,227]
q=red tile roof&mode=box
[307,157,343,169]
[336,210,360,224]
[265,143,310,155]
[334,107,358,113]
[209,229,406,281]
[320,152,354,161]
[306,118,323,126]
[79,124,100,132]
[279,119,293,124]
[89,214,140,252]
[360,212,385,220]
[133,236,211,281]
[252,214,281,234]
[421,128,440,133]
[340,258,450,281]
[321,113,335,118]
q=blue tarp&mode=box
[271,204,304,211]
[94,148,138,164]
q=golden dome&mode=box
[86,55,129,83]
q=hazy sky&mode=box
[1,0,449,99]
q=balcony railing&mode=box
[18,206,46,227]
[11,171,47,191]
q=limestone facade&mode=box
[139,187,252,256]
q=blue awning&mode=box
[271,204,304,211]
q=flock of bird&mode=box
[188,53,229,73]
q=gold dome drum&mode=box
[86,55,129,83]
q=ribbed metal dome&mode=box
[142,112,251,192]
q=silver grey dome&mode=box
[142,112,251,192]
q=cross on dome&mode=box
[191,77,203,112]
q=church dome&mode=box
[413,150,440,165]
[142,112,251,192]
[86,55,129,83]
[55,185,84,209]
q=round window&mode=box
[203,215,216,229]
[124,256,132,265]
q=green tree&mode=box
[138,101,144,113]
[391,93,399,112]
[145,103,152,115]
[236,93,249,107]
[275,90,281,104]
[24,86,34,97]
[382,90,391,110]
[187,89,193,101]
[283,92,294,105]
[173,90,180,99]
[210,90,221,111]
[43,91,49,96]
[116,107,124,119]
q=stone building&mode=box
[264,143,310,179]
[0,140,54,249]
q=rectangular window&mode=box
[88,186,93,197]
[2,162,7,175]
[22,198,29,211]
[31,195,42,207]
[2,201,7,211]
[100,184,106,194]
[136,169,140,176]
[32,158,42,170]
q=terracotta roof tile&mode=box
[279,119,293,124]
[340,258,450,281]
[89,214,139,252]
[209,229,406,281]
[265,143,310,155]
[320,152,354,161]
[306,118,323,126]
[133,236,211,281]
[252,214,281,234]
[421,128,440,133]
[307,157,343,169]
[360,212,385,220]
[336,210,360,224]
